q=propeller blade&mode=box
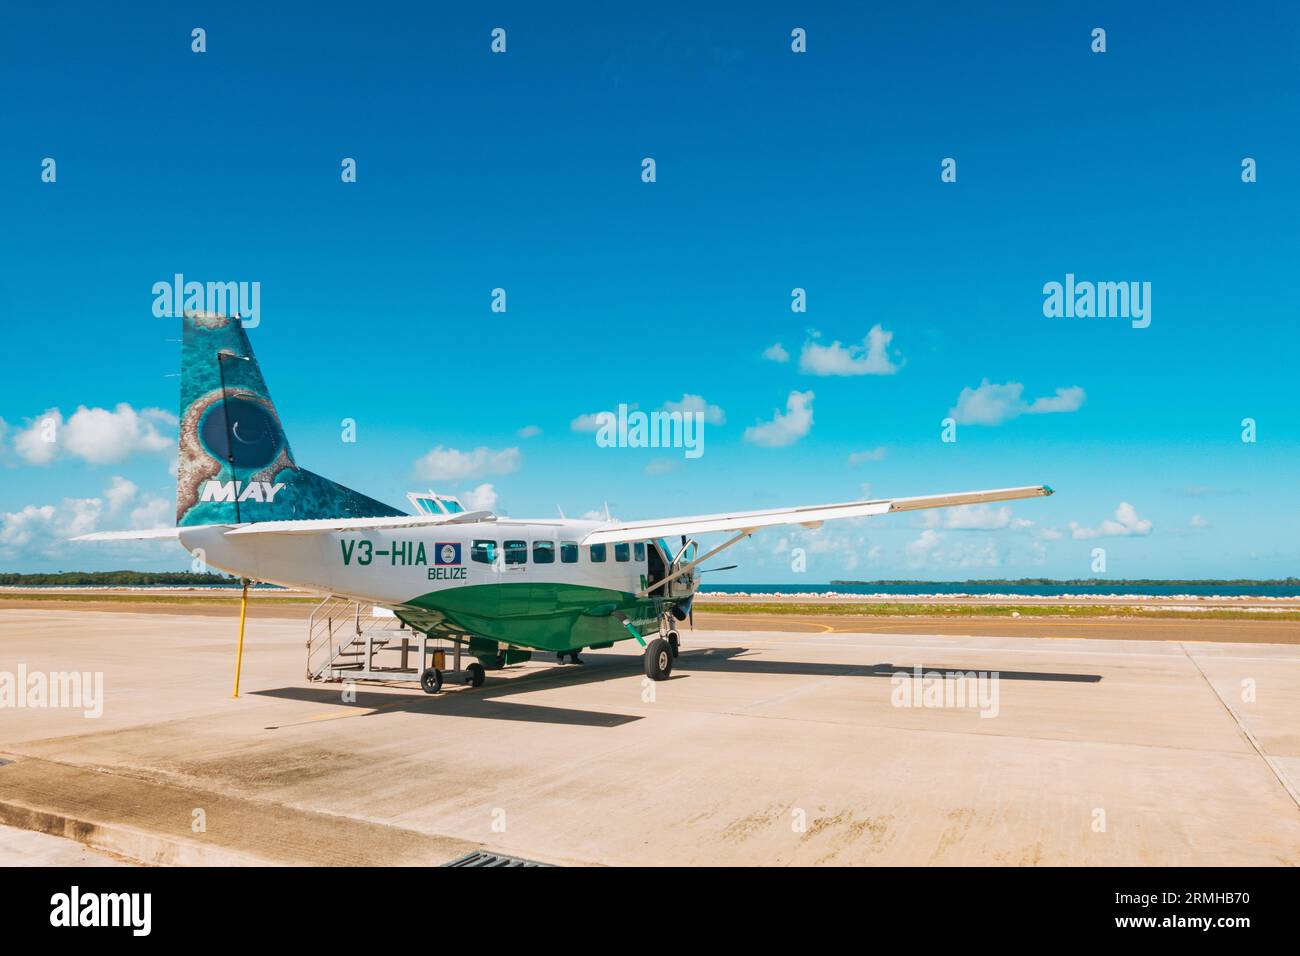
[698,564,738,574]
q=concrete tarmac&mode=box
[1,608,1298,866]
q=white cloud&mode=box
[1068,502,1153,540]
[13,408,60,465]
[571,411,615,432]
[948,381,1085,426]
[129,495,172,530]
[762,342,789,363]
[644,458,678,476]
[905,529,1002,569]
[1190,514,1209,529]
[743,390,814,448]
[516,425,542,439]
[104,476,138,515]
[906,529,943,563]
[769,520,874,573]
[0,479,171,560]
[922,504,1013,531]
[461,483,499,511]
[847,446,887,465]
[413,446,520,481]
[11,404,176,465]
[799,324,900,376]
[660,394,725,425]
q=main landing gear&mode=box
[557,651,584,665]
[421,660,486,693]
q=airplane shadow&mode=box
[253,644,1100,728]
[681,647,1103,683]
[253,684,641,728]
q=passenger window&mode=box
[589,544,607,563]
[560,541,579,563]
[504,540,527,565]
[634,542,645,561]
[471,540,497,564]
[533,540,555,564]
[614,543,630,562]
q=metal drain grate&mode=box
[442,850,551,867]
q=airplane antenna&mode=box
[603,501,611,521]
[217,351,240,524]
[557,505,566,519]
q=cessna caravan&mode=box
[80,312,1053,687]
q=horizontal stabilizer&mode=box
[73,527,191,542]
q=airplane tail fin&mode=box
[175,312,403,526]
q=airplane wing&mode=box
[580,484,1053,546]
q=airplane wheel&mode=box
[644,638,673,681]
[667,631,680,658]
[419,668,443,695]
[465,662,486,687]
[557,652,567,664]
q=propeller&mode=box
[681,536,693,629]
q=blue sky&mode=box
[1,1,1296,580]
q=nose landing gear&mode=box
[643,638,673,681]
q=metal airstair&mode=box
[305,595,481,693]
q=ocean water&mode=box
[700,583,1300,598]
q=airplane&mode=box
[79,312,1054,689]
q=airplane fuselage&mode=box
[181,518,692,655]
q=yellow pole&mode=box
[232,579,249,698]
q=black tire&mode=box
[419,667,443,694]
[557,652,567,664]
[667,631,680,658]
[644,638,673,681]
[466,662,486,688]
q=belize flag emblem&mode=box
[435,542,462,566]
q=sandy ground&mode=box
[692,612,1300,644]
[1,607,1298,866]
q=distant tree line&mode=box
[0,570,238,586]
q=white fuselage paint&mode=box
[180,519,688,606]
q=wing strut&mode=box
[641,530,753,598]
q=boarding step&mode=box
[305,596,407,681]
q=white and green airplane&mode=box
[80,312,1054,687]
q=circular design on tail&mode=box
[199,396,282,469]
